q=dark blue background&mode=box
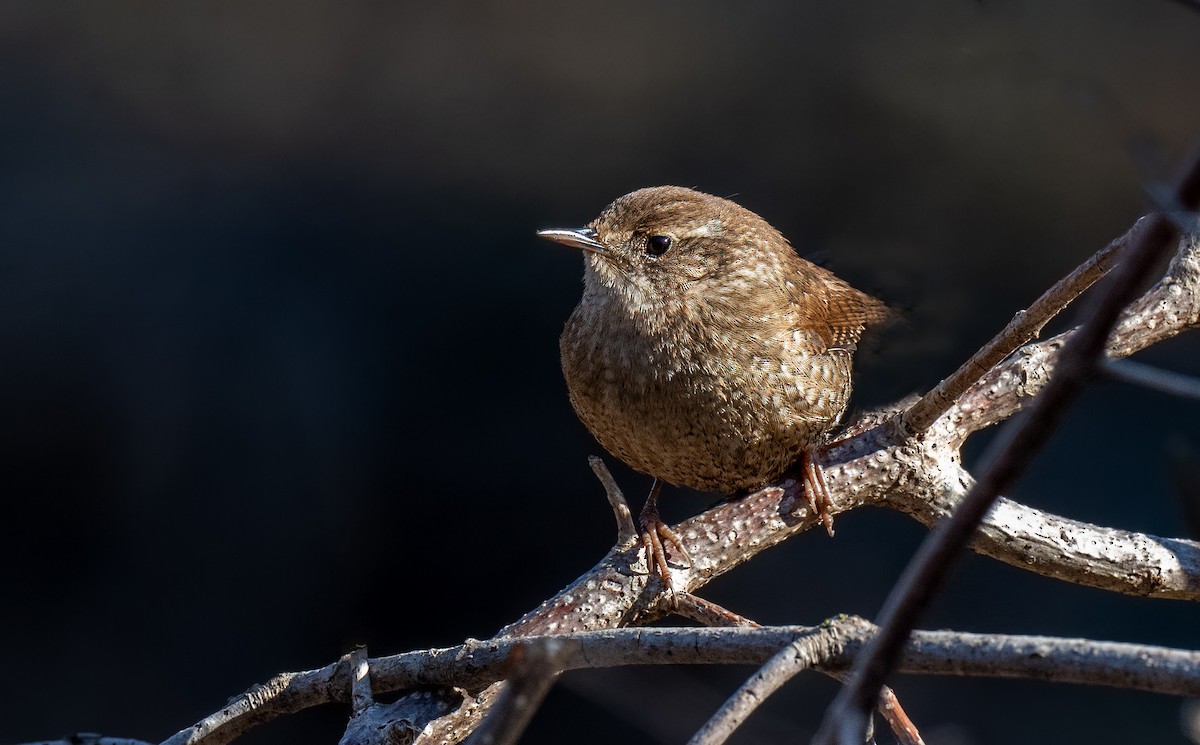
[2,2,1199,743]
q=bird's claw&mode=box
[639,493,692,598]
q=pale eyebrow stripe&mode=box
[683,219,723,238]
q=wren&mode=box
[539,186,887,589]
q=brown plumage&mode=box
[540,186,886,588]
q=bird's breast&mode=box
[559,293,847,492]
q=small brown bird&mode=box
[539,186,886,588]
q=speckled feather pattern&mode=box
[559,186,887,493]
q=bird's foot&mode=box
[802,449,836,537]
[639,484,692,598]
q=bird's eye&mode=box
[646,235,672,256]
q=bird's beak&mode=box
[536,227,608,255]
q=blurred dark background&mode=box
[2,2,1199,743]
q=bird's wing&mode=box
[789,265,890,352]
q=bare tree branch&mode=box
[415,226,1200,744]
[163,658,362,745]
[159,218,1200,745]
[160,618,1200,745]
[814,159,1200,745]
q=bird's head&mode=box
[539,186,795,313]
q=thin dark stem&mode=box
[814,155,1200,745]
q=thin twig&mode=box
[672,593,758,627]
[898,217,1144,435]
[689,635,836,745]
[589,455,638,545]
[814,156,1200,745]
[874,687,923,745]
[1103,358,1200,401]
[678,603,923,745]
[947,232,1200,438]
[208,621,1200,707]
